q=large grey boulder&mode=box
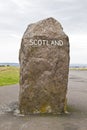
[19,17,70,114]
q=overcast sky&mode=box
[0,0,87,64]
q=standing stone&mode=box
[19,17,70,114]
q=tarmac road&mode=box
[0,70,87,130]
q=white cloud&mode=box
[70,34,87,64]
[0,34,21,62]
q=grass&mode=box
[0,66,19,86]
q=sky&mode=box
[0,0,87,64]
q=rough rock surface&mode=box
[19,17,70,114]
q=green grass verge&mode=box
[0,66,19,86]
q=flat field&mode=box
[0,66,19,86]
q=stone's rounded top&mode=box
[32,17,63,30]
[23,17,66,39]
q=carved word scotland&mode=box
[29,39,63,46]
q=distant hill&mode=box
[70,64,87,68]
[0,63,87,68]
[0,63,19,67]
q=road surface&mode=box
[0,70,87,130]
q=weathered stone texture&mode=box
[19,17,70,114]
